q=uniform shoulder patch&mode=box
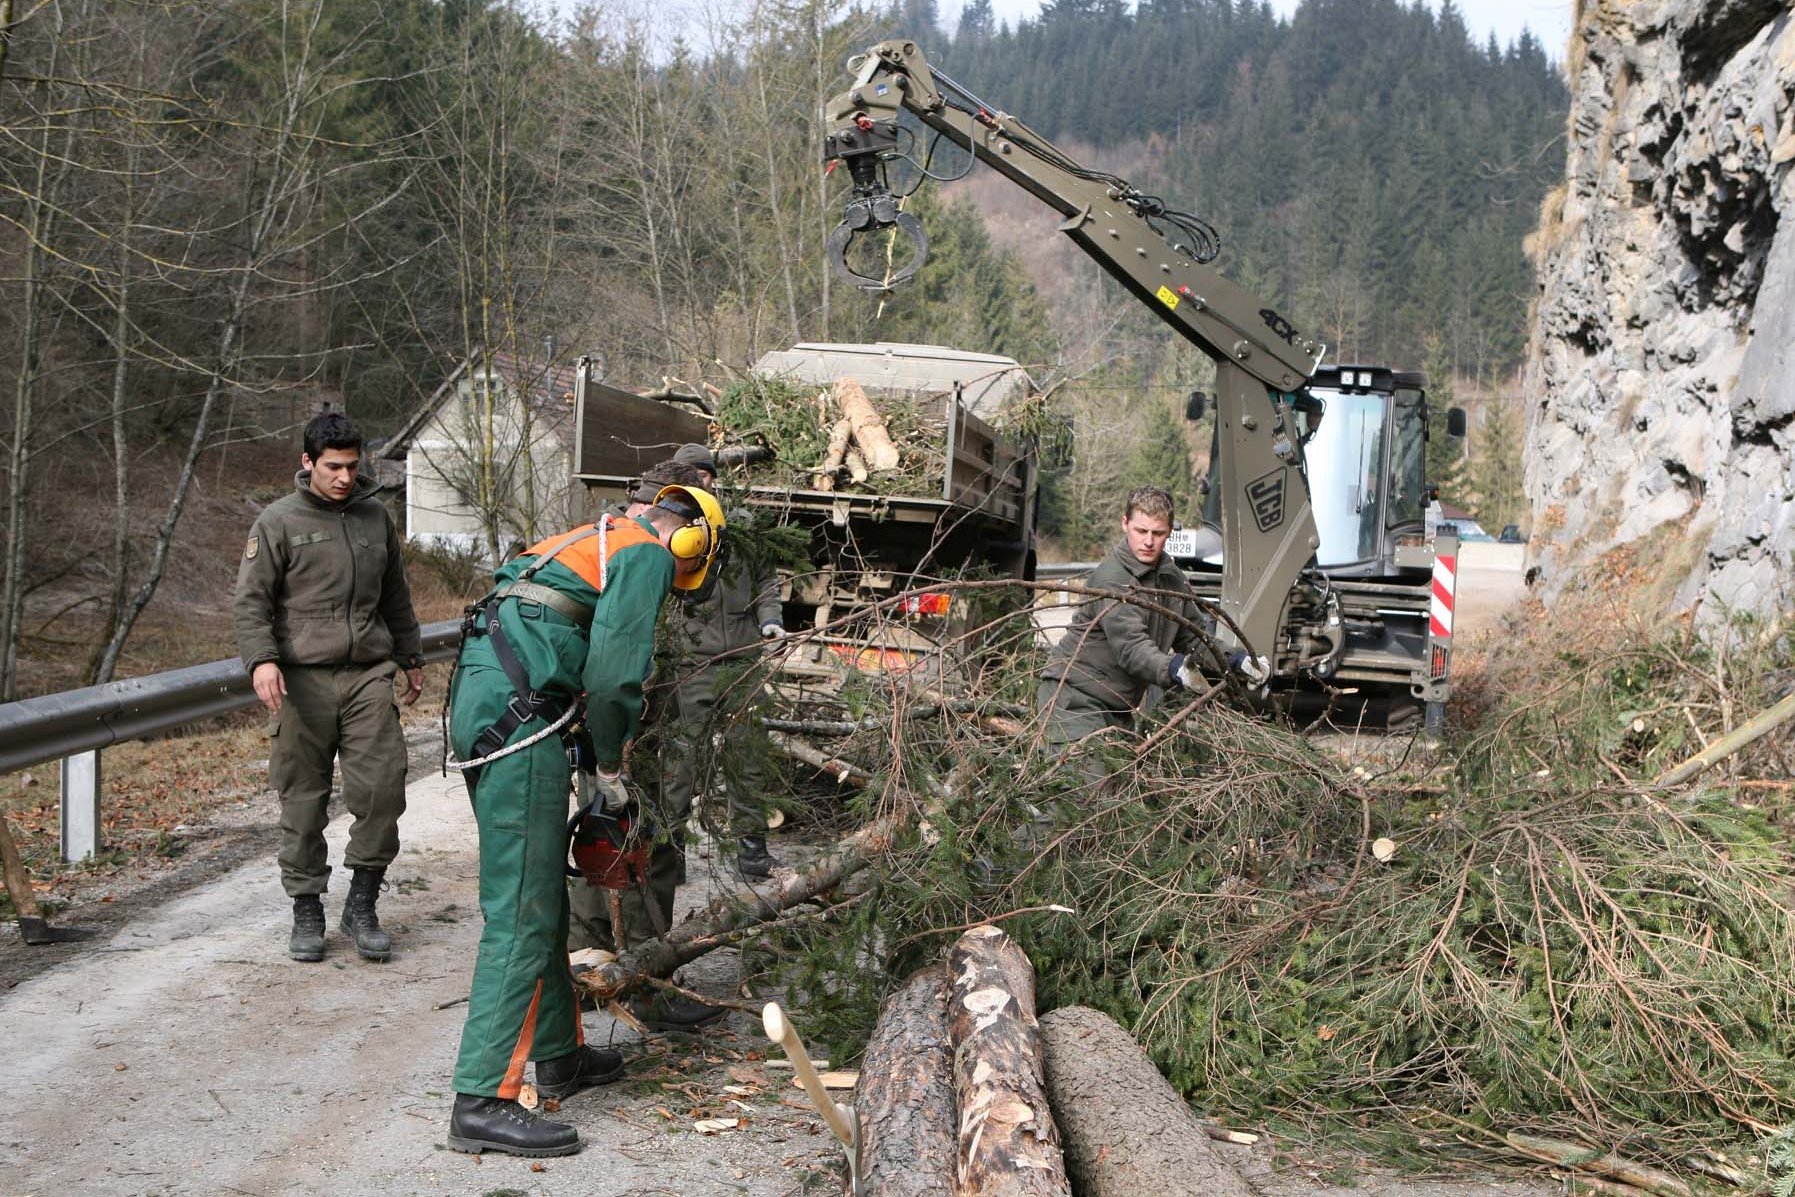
[244,535,259,560]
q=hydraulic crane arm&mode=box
[822,39,1328,663]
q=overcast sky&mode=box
[972,0,1576,57]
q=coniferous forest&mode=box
[0,0,1566,693]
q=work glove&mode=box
[760,621,786,640]
[1166,653,1202,690]
[593,768,637,814]
[1227,650,1271,686]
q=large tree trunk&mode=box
[1038,1005,1256,1197]
[856,963,957,1197]
[947,925,1070,1197]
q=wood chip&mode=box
[791,1070,858,1090]
[1205,1126,1260,1145]
[694,1117,744,1134]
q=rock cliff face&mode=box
[1524,0,1794,620]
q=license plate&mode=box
[1164,528,1202,559]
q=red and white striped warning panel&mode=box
[1430,554,1457,641]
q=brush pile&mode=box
[713,374,956,495]
[699,594,1795,1180]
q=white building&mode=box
[380,351,581,558]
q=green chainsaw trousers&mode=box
[449,659,585,1099]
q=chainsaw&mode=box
[565,799,652,892]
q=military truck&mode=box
[569,342,1040,691]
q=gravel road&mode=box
[0,767,842,1197]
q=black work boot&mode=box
[288,895,325,962]
[446,1093,580,1157]
[534,1045,625,1099]
[340,867,392,961]
[628,989,728,1031]
[735,835,781,880]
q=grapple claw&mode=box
[825,208,928,292]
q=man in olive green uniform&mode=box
[665,444,785,880]
[233,412,424,965]
[1037,485,1208,743]
[444,486,724,1159]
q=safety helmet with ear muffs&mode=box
[653,484,726,591]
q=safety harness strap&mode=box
[467,602,564,764]
[455,520,613,794]
[492,579,594,625]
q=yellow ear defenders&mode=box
[652,485,727,591]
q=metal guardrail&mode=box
[0,620,462,861]
[1034,561,1095,582]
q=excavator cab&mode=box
[1302,366,1428,576]
[1192,365,1455,575]
[1183,364,1466,723]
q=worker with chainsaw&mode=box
[444,484,725,1159]
[663,442,787,882]
[562,460,731,987]
[1037,485,1210,744]
[565,451,775,1028]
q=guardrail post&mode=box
[59,750,101,862]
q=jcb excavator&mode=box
[821,39,1462,728]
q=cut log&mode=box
[715,443,773,469]
[1505,1133,1693,1197]
[845,445,870,484]
[814,416,854,491]
[856,963,957,1197]
[1038,1005,1256,1197]
[948,925,1070,1197]
[835,376,902,471]
[767,731,874,787]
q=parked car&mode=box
[1498,524,1525,544]
[1453,520,1495,542]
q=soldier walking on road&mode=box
[233,412,425,964]
[444,485,725,1158]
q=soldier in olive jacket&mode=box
[1038,485,1207,743]
[662,444,786,881]
[233,412,424,964]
